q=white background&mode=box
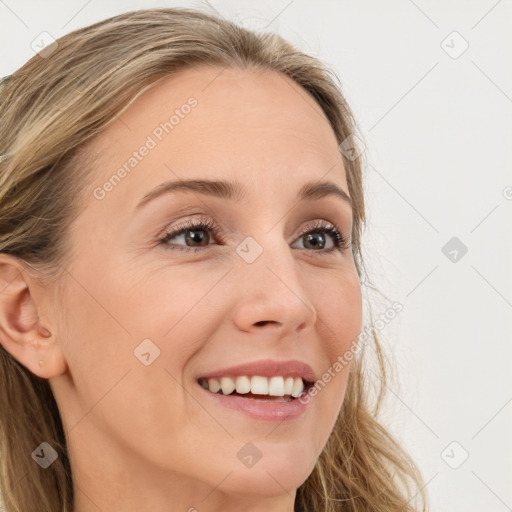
[1,1,511,511]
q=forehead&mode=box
[85,65,348,213]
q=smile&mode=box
[198,375,312,401]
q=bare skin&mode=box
[0,66,362,512]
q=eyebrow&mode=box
[135,178,352,211]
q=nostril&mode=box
[254,320,280,327]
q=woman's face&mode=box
[48,66,362,510]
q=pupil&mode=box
[186,229,209,246]
[305,233,325,249]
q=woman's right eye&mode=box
[158,218,223,252]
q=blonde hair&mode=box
[0,7,428,511]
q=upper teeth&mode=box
[200,376,306,398]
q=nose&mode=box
[231,242,317,337]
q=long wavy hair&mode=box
[0,7,428,512]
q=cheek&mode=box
[307,269,362,430]
[316,268,363,353]
[55,265,202,458]
[119,264,231,353]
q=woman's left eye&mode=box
[291,221,350,253]
[158,217,350,255]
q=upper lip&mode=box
[197,359,318,384]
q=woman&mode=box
[0,7,427,512]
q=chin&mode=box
[221,447,316,496]
[219,466,310,499]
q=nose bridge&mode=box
[231,228,317,334]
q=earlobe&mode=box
[0,254,68,378]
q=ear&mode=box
[0,253,68,378]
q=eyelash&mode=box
[157,216,351,256]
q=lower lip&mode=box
[197,383,311,422]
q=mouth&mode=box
[197,375,315,402]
